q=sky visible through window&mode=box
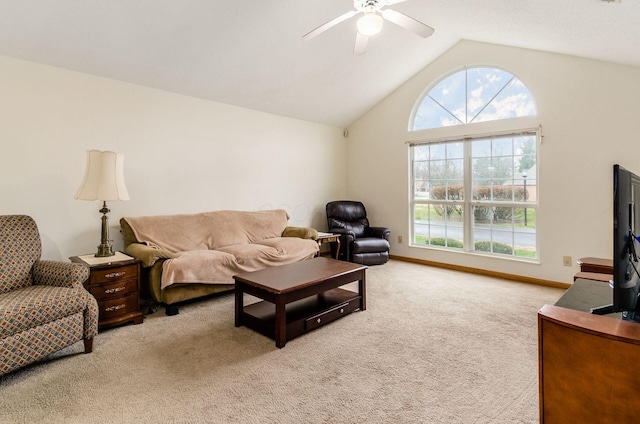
[412,67,536,130]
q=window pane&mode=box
[447,184,464,200]
[473,139,491,157]
[515,207,536,258]
[414,181,429,198]
[472,180,491,201]
[413,160,429,179]
[494,185,514,201]
[447,142,464,159]
[493,206,513,223]
[474,78,537,123]
[446,159,464,180]
[473,206,492,224]
[467,68,509,123]
[492,138,513,157]
[413,204,463,249]
[411,67,536,130]
[414,146,430,161]
[431,144,446,160]
[428,71,466,125]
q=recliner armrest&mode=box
[328,227,356,239]
[367,226,391,240]
[32,260,89,289]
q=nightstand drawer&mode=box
[98,293,139,321]
[89,264,138,285]
[88,278,138,301]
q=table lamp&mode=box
[75,150,130,257]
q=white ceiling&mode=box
[0,0,639,128]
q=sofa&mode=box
[120,209,319,315]
[1,215,99,376]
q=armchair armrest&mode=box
[329,227,356,241]
[367,226,391,240]
[282,226,319,240]
[125,243,177,268]
[329,227,356,239]
[32,260,89,289]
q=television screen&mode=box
[590,165,640,322]
[611,164,640,321]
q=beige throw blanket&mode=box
[124,209,291,251]
[123,210,318,289]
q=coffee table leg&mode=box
[359,273,366,311]
[274,297,287,348]
[235,282,243,327]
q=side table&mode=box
[316,232,341,260]
[70,252,144,330]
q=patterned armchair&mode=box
[0,215,99,376]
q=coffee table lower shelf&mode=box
[241,288,362,344]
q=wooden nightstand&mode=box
[70,252,144,330]
[316,232,341,259]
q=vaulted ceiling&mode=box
[0,0,638,128]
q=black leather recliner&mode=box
[326,201,390,265]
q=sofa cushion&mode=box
[0,285,89,337]
[216,243,279,266]
[160,250,237,289]
[221,237,318,269]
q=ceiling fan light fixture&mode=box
[357,12,383,36]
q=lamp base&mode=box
[95,200,115,257]
[95,244,115,257]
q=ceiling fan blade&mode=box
[303,10,357,41]
[381,9,434,38]
[353,32,369,55]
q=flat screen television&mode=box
[592,164,640,322]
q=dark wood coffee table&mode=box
[234,257,367,348]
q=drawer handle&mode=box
[105,304,126,312]
[340,308,344,313]
[316,318,321,324]
[105,271,126,279]
[104,286,126,294]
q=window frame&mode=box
[409,128,540,262]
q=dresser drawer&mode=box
[89,263,138,285]
[98,293,139,321]
[88,278,138,301]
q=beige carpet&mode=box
[0,260,563,423]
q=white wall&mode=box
[0,56,346,261]
[346,40,640,283]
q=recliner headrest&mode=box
[326,201,367,221]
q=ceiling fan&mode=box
[303,0,434,55]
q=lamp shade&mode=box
[357,12,383,36]
[75,150,130,201]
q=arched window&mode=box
[411,67,536,130]
[409,67,539,261]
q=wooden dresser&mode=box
[71,253,143,330]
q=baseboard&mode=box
[389,254,571,289]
